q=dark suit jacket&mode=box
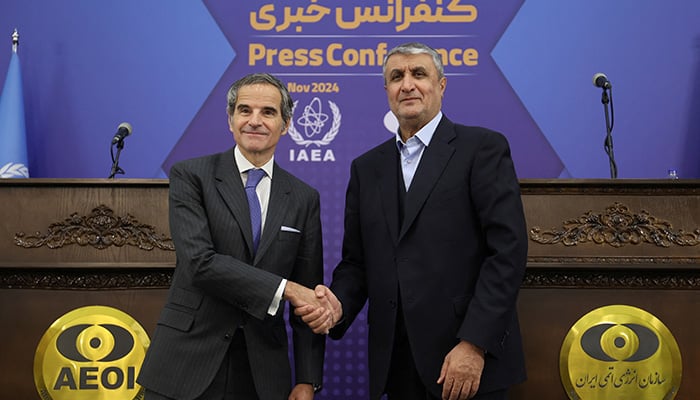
[137,148,325,400]
[329,116,528,399]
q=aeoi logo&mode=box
[34,306,150,400]
[559,305,681,400]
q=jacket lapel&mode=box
[376,140,401,246]
[214,150,256,256]
[254,163,290,263]
[399,117,455,240]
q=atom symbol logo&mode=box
[288,97,341,147]
[296,97,329,138]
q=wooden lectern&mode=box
[515,179,700,399]
[1,178,699,399]
[0,179,173,399]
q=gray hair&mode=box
[226,73,294,126]
[382,42,445,83]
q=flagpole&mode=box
[0,28,30,178]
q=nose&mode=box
[400,76,415,92]
[248,111,262,126]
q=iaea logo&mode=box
[288,97,340,162]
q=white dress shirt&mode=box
[395,111,442,190]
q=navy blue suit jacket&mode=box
[329,116,528,399]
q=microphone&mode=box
[111,122,133,145]
[592,73,612,89]
[592,72,617,178]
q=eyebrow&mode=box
[388,65,429,76]
[236,104,279,114]
[410,66,429,74]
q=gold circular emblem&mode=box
[560,305,681,400]
[34,306,150,400]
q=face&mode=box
[384,52,446,136]
[228,83,288,165]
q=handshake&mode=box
[284,282,343,335]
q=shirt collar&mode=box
[395,111,443,147]
[234,146,274,178]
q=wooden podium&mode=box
[0,179,174,399]
[1,178,699,399]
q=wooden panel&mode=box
[0,289,168,399]
[512,288,700,400]
[0,179,173,398]
[0,179,173,268]
[522,179,700,263]
[1,178,699,399]
[515,179,700,399]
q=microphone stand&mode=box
[108,139,126,179]
[600,87,617,179]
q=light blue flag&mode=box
[0,49,29,178]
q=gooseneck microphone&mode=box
[111,122,133,145]
[592,72,617,179]
[108,122,133,178]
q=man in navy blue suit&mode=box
[299,42,528,400]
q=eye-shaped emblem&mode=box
[56,324,134,362]
[580,323,659,362]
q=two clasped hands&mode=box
[284,282,341,335]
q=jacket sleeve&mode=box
[458,130,528,357]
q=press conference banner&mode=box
[164,0,562,181]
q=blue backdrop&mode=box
[3,1,699,181]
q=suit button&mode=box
[224,333,232,340]
[389,300,397,309]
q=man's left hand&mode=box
[437,340,485,400]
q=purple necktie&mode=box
[245,168,266,254]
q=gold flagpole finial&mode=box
[12,29,19,53]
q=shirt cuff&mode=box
[267,279,287,315]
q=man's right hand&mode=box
[294,285,343,334]
[284,281,335,334]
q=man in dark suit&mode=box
[299,42,528,400]
[138,73,332,400]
